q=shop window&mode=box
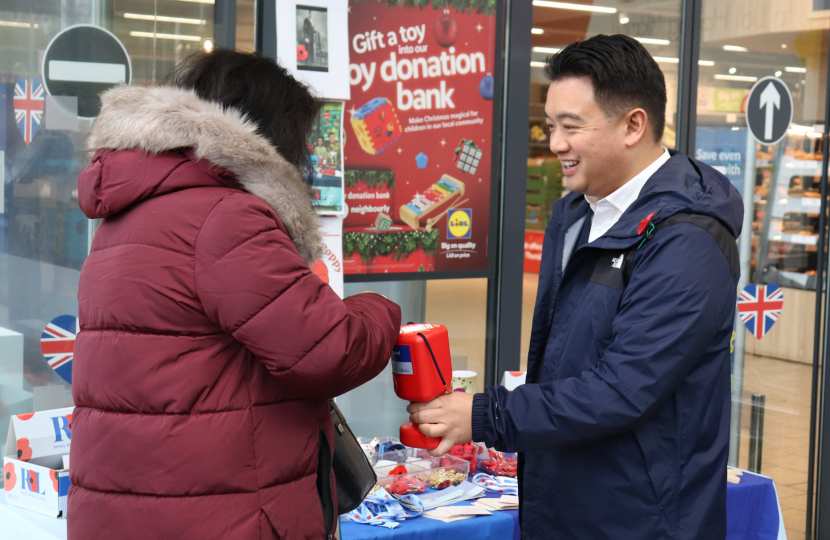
[0,0,214,482]
[521,0,683,371]
[236,0,254,52]
[696,3,827,538]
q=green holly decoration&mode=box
[343,233,356,257]
[342,229,440,263]
[345,170,395,189]
[420,230,439,256]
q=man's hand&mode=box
[407,391,475,456]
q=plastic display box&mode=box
[373,454,471,495]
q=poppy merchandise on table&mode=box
[448,442,483,471]
[388,474,428,495]
[345,487,425,529]
[378,441,409,463]
[477,449,518,477]
[472,473,519,495]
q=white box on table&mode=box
[501,371,526,390]
[4,406,73,518]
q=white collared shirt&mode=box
[584,148,671,243]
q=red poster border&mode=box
[343,0,505,283]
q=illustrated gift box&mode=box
[4,407,73,518]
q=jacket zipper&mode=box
[325,431,335,540]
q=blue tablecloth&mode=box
[726,470,787,540]
[0,469,783,540]
[342,469,785,540]
[340,489,515,540]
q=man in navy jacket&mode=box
[409,34,742,539]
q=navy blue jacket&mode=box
[472,152,742,539]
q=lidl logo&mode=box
[447,209,472,239]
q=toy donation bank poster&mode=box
[343,0,496,275]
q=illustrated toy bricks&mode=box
[351,97,403,155]
[374,212,393,231]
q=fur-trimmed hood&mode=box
[85,84,322,263]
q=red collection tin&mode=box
[392,324,453,402]
[392,324,453,449]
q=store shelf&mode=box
[781,156,822,174]
[754,144,826,290]
[529,103,546,118]
[768,232,818,245]
[758,268,817,290]
[770,196,821,217]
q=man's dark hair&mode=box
[166,49,321,173]
[545,34,667,143]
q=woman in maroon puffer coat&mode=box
[68,51,401,540]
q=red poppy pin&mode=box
[638,212,656,235]
[389,465,408,476]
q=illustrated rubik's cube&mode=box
[455,139,483,175]
[350,97,403,155]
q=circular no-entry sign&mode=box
[41,25,132,119]
[745,76,793,146]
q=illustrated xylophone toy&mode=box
[399,174,466,230]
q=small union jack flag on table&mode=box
[41,315,78,385]
[738,284,784,340]
[14,77,44,146]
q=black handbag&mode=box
[328,399,377,514]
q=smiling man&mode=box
[408,35,743,539]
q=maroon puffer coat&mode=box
[68,85,401,540]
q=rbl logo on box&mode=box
[4,407,73,518]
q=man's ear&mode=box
[624,108,649,148]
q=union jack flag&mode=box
[738,284,784,340]
[41,315,77,385]
[14,77,44,146]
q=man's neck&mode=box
[596,145,666,200]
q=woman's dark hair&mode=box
[545,34,667,143]
[166,49,321,172]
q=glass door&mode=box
[0,0,215,481]
[522,0,683,369]
[696,4,830,538]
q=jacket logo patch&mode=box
[589,252,626,291]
